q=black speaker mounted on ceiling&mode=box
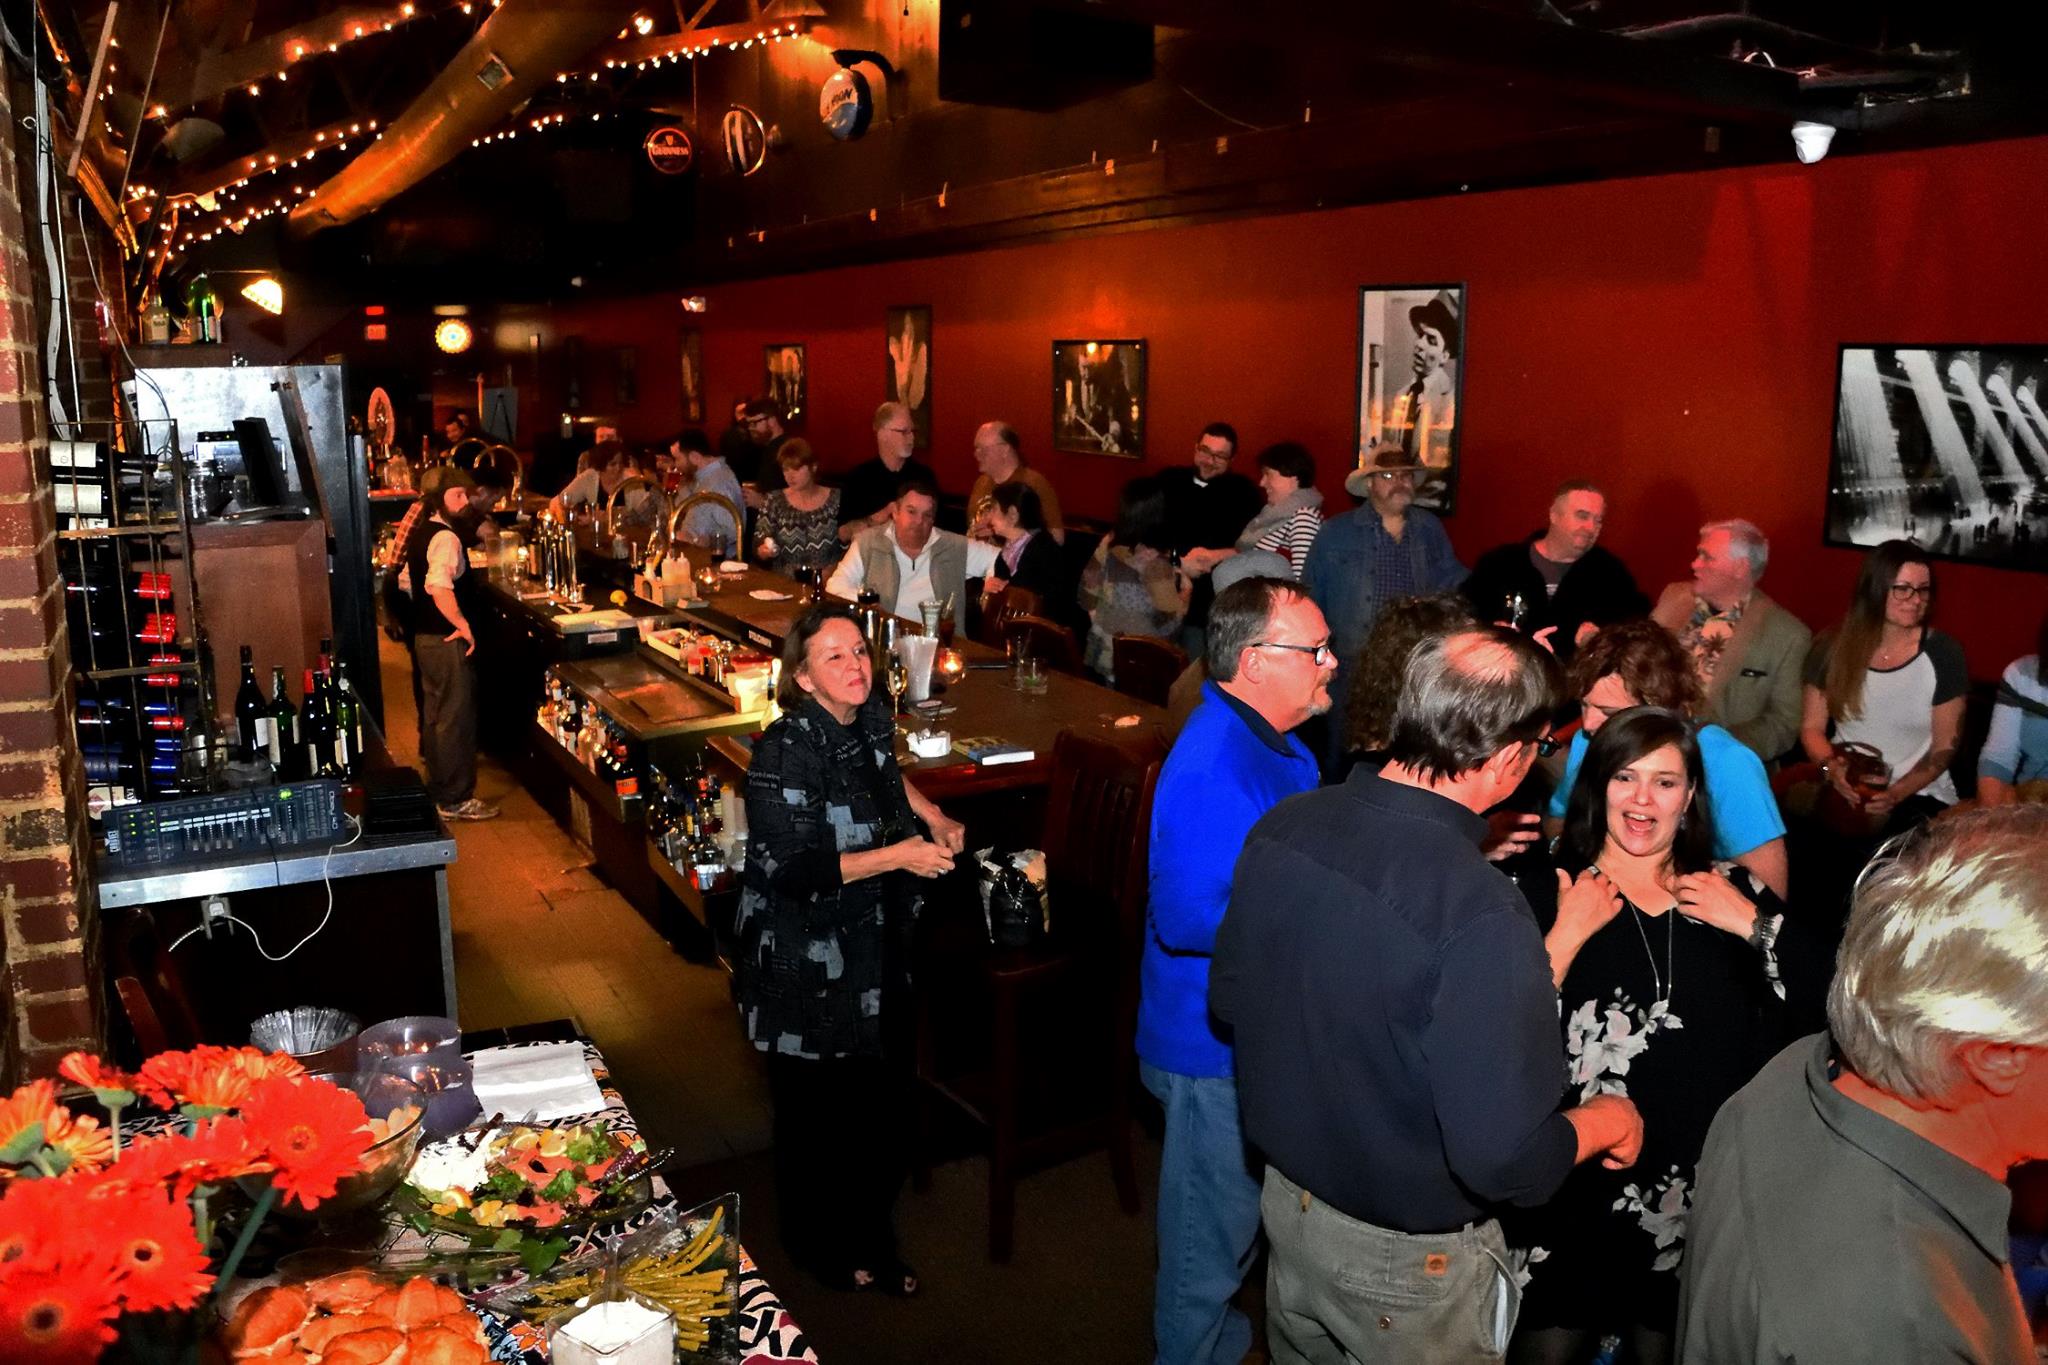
[937,1,1154,111]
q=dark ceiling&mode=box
[18,0,2048,308]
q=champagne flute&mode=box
[887,657,909,713]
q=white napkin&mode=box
[466,1042,607,1122]
[748,588,791,601]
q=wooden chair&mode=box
[917,726,1166,1260]
[972,584,1045,648]
[1111,635,1188,707]
[108,907,206,1055]
[1004,613,1083,675]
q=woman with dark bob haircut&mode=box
[738,604,967,1297]
[1511,708,1820,1365]
[1542,619,1789,896]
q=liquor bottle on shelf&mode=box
[333,661,365,778]
[267,666,298,778]
[62,549,137,672]
[234,645,271,764]
[301,668,336,778]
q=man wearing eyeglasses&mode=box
[839,401,941,542]
[1302,443,1468,770]
[1213,628,1644,1364]
[1164,422,1263,656]
[1141,575,1327,1365]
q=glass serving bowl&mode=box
[356,1015,462,1067]
[241,1071,426,1219]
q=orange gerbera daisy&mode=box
[0,1082,61,1167]
[55,1055,136,1107]
[104,1119,268,1201]
[40,1112,112,1179]
[96,1189,212,1314]
[238,1076,372,1210]
[0,1261,120,1360]
[0,1176,76,1271]
[135,1045,303,1114]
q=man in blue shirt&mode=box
[1140,571,1330,1365]
[1213,627,1644,1363]
[1304,443,1466,770]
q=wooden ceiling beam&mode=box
[1032,0,1839,127]
[153,4,445,114]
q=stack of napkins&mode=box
[467,1042,607,1122]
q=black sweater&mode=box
[1462,535,1648,659]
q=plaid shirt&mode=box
[734,693,921,1059]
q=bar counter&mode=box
[466,538,1169,945]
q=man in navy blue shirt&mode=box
[1213,627,1644,1363]
[1140,572,1328,1365]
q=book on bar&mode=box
[956,736,1035,766]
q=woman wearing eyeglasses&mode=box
[1797,540,1966,836]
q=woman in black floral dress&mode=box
[753,440,843,577]
[1510,708,1824,1365]
[734,605,965,1296]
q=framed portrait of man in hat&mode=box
[1355,284,1466,512]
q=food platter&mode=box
[395,1120,657,1239]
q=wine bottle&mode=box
[333,660,365,778]
[301,668,335,777]
[267,666,297,776]
[234,645,271,764]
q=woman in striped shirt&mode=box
[1193,442,1324,582]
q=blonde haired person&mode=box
[1677,805,2048,1363]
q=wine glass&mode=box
[886,658,909,713]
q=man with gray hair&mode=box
[1677,805,2047,1362]
[1214,628,1644,1362]
[968,421,1065,544]
[1140,573,1328,1365]
[1651,518,1811,762]
[838,401,939,541]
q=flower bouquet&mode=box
[0,1046,411,1361]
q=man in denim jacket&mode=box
[1303,444,1467,768]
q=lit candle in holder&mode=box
[695,564,721,598]
[936,648,966,686]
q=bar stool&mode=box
[110,908,207,1054]
[916,725,1165,1260]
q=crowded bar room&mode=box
[3,0,2047,1360]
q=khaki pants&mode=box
[1261,1167,1521,1365]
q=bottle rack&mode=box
[51,416,219,818]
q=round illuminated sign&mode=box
[722,106,767,176]
[819,67,872,141]
[434,319,473,354]
[644,125,695,175]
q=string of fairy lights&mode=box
[128,8,813,269]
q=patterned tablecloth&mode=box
[141,1039,818,1364]
[454,1039,818,1365]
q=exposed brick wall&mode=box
[0,74,102,1084]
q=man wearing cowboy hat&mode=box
[1301,445,1467,770]
[1389,293,1460,478]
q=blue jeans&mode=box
[1142,1061,1264,1365]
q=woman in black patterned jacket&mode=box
[735,604,964,1296]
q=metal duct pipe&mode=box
[288,0,642,235]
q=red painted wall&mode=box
[545,134,2048,677]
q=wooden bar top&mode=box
[663,546,1171,798]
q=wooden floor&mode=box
[377,634,1173,1364]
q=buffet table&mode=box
[193,1025,818,1364]
[453,1034,817,1364]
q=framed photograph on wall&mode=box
[1052,339,1145,457]
[1355,284,1466,512]
[679,328,704,424]
[885,306,931,449]
[1825,344,2048,572]
[764,343,806,424]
